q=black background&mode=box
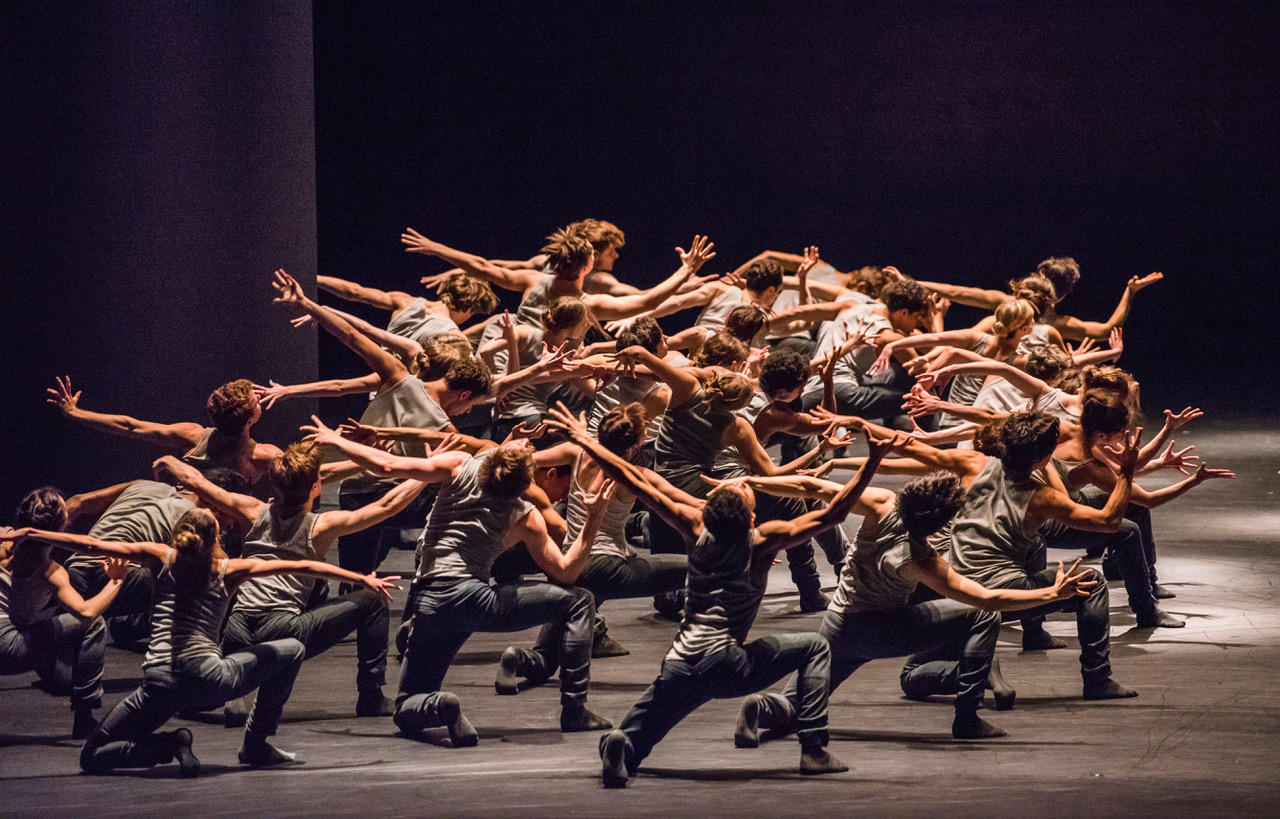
[3,2,1277,516]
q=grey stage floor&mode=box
[2,420,1278,817]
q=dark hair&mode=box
[615,316,663,354]
[724,305,766,344]
[743,259,783,293]
[439,274,499,316]
[201,467,248,495]
[412,334,471,380]
[270,442,321,506]
[14,486,67,531]
[691,332,748,368]
[974,410,1060,477]
[598,402,646,456]
[206,379,258,434]
[1080,392,1130,442]
[758,349,809,398]
[1008,275,1057,319]
[897,474,965,541]
[544,296,587,333]
[702,486,753,543]
[478,447,534,499]
[882,280,930,315]
[444,356,494,398]
[542,228,594,280]
[1024,347,1072,384]
[1036,257,1080,301]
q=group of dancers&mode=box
[1,218,1231,786]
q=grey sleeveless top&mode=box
[1033,388,1080,424]
[694,285,745,331]
[181,427,251,482]
[804,307,890,393]
[492,327,549,420]
[948,458,1044,587]
[831,509,920,614]
[386,298,460,348]
[653,391,736,488]
[712,391,769,475]
[1017,323,1055,356]
[415,452,535,585]
[343,376,451,494]
[587,372,663,442]
[561,470,636,560]
[515,271,559,329]
[0,564,54,627]
[143,553,231,672]
[666,529,763,662]
[65,481,193,571]
[765,261,842,341]
[232,505,319,616]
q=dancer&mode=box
[714,471,1095,744]
[547,405,896,787]
[316,270,498,348]
[6,511,397,775]
[302,419,614,742]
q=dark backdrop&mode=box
[312,1,1278,424]
[1,4,318,515]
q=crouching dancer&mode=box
[5,510,397,776]
[302,418,614,745]
[721,470,1095,743]
[546,403,894,787]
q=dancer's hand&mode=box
[797,245,820,278]
[503,420,547,445]
[1050,558,1098,600]
[1155,441,1200,475]
[676,235,716,274]
[420,271,451,291]
[251,380,288,411]
[864,427,911,461]
[1191,464,1235,484]
[271,268,307,308]
[1162,406,1203,433]
[103,556,131,583]
[300,415,343,448]
[401,227,434,255]
[46,375,81,415]
[1127,271,1163,293]
[545,401,590,441]
[1100,426,1143,477]
[362,573,402,606]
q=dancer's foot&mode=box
[1136,607,1185,629]
[799,589,830,614]
[238,738,297,767]
[734,694,764,748]
[72,708,97,740]
[1083,678,1139,700]
[356,690,395,717]
[1021,630,1067,651]
[167,728,200,777]
[985,658,1016,711]
[600,730,631,788]
[223,692,252,728]
[592,630,630,658]
[799,745,848,775]
[952,713,1007,739]
[561,704,612,733]
[1152,584,1176,599]
[435,692,479,747]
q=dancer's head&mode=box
[479,442,535,500]
[14,486,68,533]
[848,266,889,300]
[1025,347,1073,386]
[974,410,1060,480]
[1036,257,1080,302]
[568,219,625,272]
[702,484,756,543]
[896,474,966,546]
[692,332,748,369]
[1080,391,1131,449]
[270,442,322,507]
[207,379,259,435]
[701,372,755,412]
[1008,275,1057,319]
[724,305,767,345]
[412,334,472,381]
[615,316,665,357]
[543,228,595,282]
[169,508,222,586]
[543,296,589,345]
[438,274,499,319]
[743,259,784,302]
[598,402,647,460]
[992,298,1036,341]
[438,357,494,415]
[882,279,932,333]
[758,349,809,403]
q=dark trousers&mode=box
[0,613,106,710]
[616,634,832,765]
[394,578,594,733]
[65,562,154,646]
[996,567,1112,685]
[223,588,388,693]
[1043,487,1158,618]
[80,639,305,773]
[336,486,431,575]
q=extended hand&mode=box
[270,268,307,308]
[1163,406,1203,433]
[1127,271,1163,293]
[1053,558,1098,599]
[103,555,131,583]
[401,227,433,255]
[299,414,344,448]
[46,375,81,415]
[676,235,716,273]
[365,573,402,605]
[251,380,288,411]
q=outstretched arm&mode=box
[252,373,382,410]
[225,558,399,604]
[303,416,470,482]
[401,227,542,292]
[316,275,414,312]
[7,528,169,562]
[615,345,702,408]
[64,481,140,527]
[587,235,715,321]
[303,305,423,363]
[915,280,1007,311]
[47,558,129,620]
[46,377,204,451]
[903,555,1095,612]
[312,479,428,549]
[152,456,262,530]
[1054,273,1163,340]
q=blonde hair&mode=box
[991,298,1036,338]
[702,372,754,411]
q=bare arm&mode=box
[401,227,542,292]
[586,235,714,321]
[915,280,1006,310]
[152,456,262,529]
[902,554,1094,611]
[312,479,428,547]
[303,416,471,482]
[252,373,382,410]
[1053,273,1163,340]
[47,559,127,620]
[64,481,138,527]
[225,558,399,603]
[319,305,424,363]
[46,377,204,451]
[316,275,412,312]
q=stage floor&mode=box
[3,420,1278,817]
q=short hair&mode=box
[478,446,534,499]
[543,296,587,333]
[1024,347,1072,383]
[270,441,321,506]
[443,356,493,398]
[542,228,594,280]
[1080,391,1130,441]
[14,486,67,531]
[702,486,753,543]
[991,298,1036,339]
[412,334,471,380]
[598,402,646,456]
[206,379,258,434]
[850,266,889,300]
[882,279,930,315]
[1082,365,1136,400]
[438,273,499,316]
[615,316,663,353]
[1036,257,1080,301]
[897,474,966,540]
[724,305,766,344]
[743,259,784,294]
[758,349,809,398]
[701,372,755,411]
[569,218,625,251]
[691,332,748,368]
[1008,275,1057,319]
[974,410,1059,477]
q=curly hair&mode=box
[568,218,625,251]
[616,316,663,354]
[1080,391,1130,442]
[270,441,321,506]
[206,379,258,433]
[758,349,809,398]
[882,280,930,315]
[598,402,646,456]
[444,356,494,398]
[743,259,784,294]
[1025,347,1072,384]
[542,228,594,280]
[544,296,587,333]
[897,473,966,540]
[1008,275,1057,319]
[974,410,1059,477]
[702,486,753,544]
[691,332,748,368]
[724,305,767,344]
[438,273,499,316]
[479,446,534,499]
[701,372,755,412]
[1036,257,1080,301]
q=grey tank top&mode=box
[181,427,251,482]
[765,262,842,341]
[65,481,194,571]
[831,509,919,614]
[143,554,231,672]
[694,286,745,331]
[804,306,890,393]
[653,391,736,488]
[515,271,560,329]
[0,564,54,626]
[492,327,549,420]
[232,505,319,616]
[343,376,451,494]
[415,452,535,585]
[587,373,663,442]
[386,298,460,348]
[1017,323,1055,356]
[1033,388,1080,424]
[666,529,763,662]
[561,469,636,560]
[948,458,1044,587]
[712,391,769,475]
